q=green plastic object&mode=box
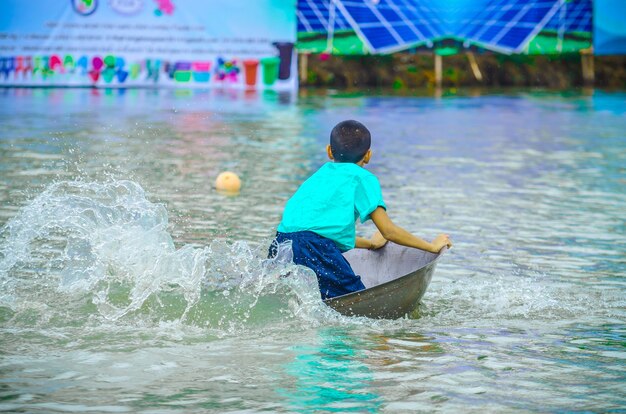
[102,67,116,83]
[33,56,41,73]
[174,70,191,82]
[64,55,74,69]
[260,57,280,86]
[129,63,141,80]
[104,55,116,68]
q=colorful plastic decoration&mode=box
[129,63,141,80]
[89,70,100,82]
[35,56,53,80]
[243,59,259,87]
[173,61,191,82]
[162,61,174,79]
[64,55,75,72]
[104,55,116,68]
[0,52,290,88]
[215,58,240,83]
[15,56,24,79]
[192,62,211,71]
[0,58,8,79]
[145,59,161,82]
[23,56,33,78]
[49,55,63,72]
[115,58,128,83]
[117,69,128,83]
[96,55,127,83]
[32,56,42,75]
[192,61,211,82]
[89,56,103,83]
[6,57,16,80]
[92,56,104,71]
[273,42,294,80]
[102,67,116,83]
[76,56,89,75]
[47,55,62,80]
[260,57,280,86]
[101,55,115,83]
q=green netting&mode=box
[435,47,459,56]
[296,28,591,57]
[526,31,591,55]
[296,30,369,55]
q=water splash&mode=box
[0,180,325,330]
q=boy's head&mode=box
[329,120,371,164]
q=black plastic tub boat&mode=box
[323,243,447,319]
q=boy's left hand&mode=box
[369,231,388,250]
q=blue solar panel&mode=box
[361,26,398,49]
[500,8,520,21]
[479,25,506,42]
[297,0,352,33]
[297,0,580,54]
[544,0,592,33]
[334,0,443,53]
[458,0,561,53]
[499,26,536,47]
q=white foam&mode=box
[0,180,326,332]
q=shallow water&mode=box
[0,88,624,413]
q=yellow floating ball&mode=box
[215,171,241,193]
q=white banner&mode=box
[0,0,297,90]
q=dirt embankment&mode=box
[301,53,626,89]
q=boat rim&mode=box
[324,245,448,302]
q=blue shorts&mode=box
[269,231,366,300]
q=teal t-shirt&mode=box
[278,162,386,252]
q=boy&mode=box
[271,120,452,299]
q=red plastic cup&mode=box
[243,59,259,87]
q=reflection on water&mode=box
[280,328,381,413]
[0,88,625,412]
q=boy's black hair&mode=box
[330,120,371,163]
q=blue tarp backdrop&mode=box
[593,0,626,55]
[0,0,297,89]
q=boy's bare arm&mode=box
[370,207,452,253]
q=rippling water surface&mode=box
[0,88,624,413]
